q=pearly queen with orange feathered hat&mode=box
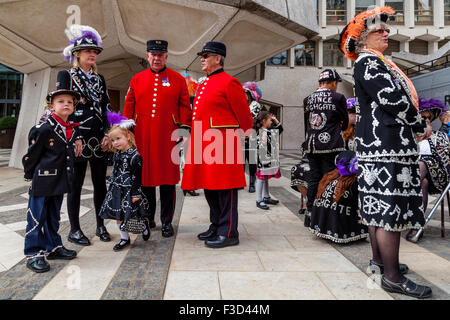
[338,6,394,61]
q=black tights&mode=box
[419,161,429,214]
[369,226,405,283]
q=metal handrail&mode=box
[405,53,450,77]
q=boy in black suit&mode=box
[22,89,82,273]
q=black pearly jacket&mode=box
[22,116,77,197]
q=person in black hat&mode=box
[181,41,253,248]
[22,89,81,273]
[302,68,348,226]
[58,24,112,246]
[123,39,192,238]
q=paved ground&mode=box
[0,148,449,300]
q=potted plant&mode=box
[0,116,18,148]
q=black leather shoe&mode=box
[205,235,239,248]
[381,276,432,299]
[162,224,174,238]
[197,229,217,241]
[149,220,156,229]
[188,190,200,196]
[96,226,111,242]
[68,230,91,246]
[113,238,130,251]
[26,255,50,273]
[47,246,77,260]
[263,197,279,205]
[256,201,269,210]
[142,219,151,241]
[249,176,256,193]
[298,208,306,215]
[369,259,409,275]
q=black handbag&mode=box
[120,217,147,234]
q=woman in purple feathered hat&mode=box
[57,24,113,246]
[408,97,450,240]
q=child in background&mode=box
[253,111,283,210]
[99,112,150,251]
[22,89,81,273]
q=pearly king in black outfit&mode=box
[353,52,427,231]
[57,67,111,243]
[99,147,149,222]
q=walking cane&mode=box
[406,181,450,243]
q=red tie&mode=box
[51,114,80,140]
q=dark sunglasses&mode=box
[201,53,218,59]
[372,28,390,35]
[422,115,432,120]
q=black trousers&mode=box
[204,188,239,238]
[67,157,107,232]
[244,139,257,177]
[306,152,339,212]
[142,185,176,225]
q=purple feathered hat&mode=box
[107,111,135,129]
[63,25,103,62]
[335,151,358,177]
[419,97,446,121]
[346,97,358,113]
[243,82,262,102]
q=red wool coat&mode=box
[123,67,191,187]
[181,70,253,190]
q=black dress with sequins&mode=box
[99,147,149,221]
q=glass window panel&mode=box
[0,78,6,99]
[327,0,347,24]
[386,0,405,24]
[323,40,344,66]
[6,103,19,117]
[356,0,375,14]
[0,103,6,117]
[294,41,316,66]
[415,0,433,24]
[266,51,288,66]
[445,0,450,24]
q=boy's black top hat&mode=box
[71,37,103,55]
[318,69,342,83]
[46,89,81,106]
[147,40,168,52]
[197,42,227,57]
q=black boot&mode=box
[248,175,256,193]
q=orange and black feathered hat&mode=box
[339,6,395,61]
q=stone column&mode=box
[9,68,52,169]
[289,47,295,68]
[319,0,327,28]
[433,0,444,28]
[317,38,323,68]
[347,0,355,21]
[400,40,410,52]
[428,40,439,54]
[375,0,386,6]
[404,0,415,29]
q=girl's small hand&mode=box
[101,136,111,151]
[132,197,140,203]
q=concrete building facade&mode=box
[259,0,450,150]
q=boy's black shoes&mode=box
[27,255,50,273]
[197,228,217,241]
[96,226,111,242]
[68,230,90,246]
[113,239,130,251]
[47,246,77,260]
[256,201,269,210]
